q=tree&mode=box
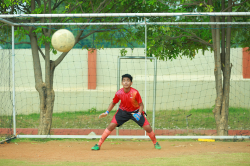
[0,0,169,135]
[133,0,250,135]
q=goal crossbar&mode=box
[3,22,250,26]
[1,12,250,18]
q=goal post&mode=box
[117,56,157,133]
[0,13,250,140]
[0,25,16,143]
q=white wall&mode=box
[0,48,249,115]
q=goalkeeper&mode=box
[91,74,161,150]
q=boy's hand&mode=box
[99,111,109,119]
[132,112,141,121]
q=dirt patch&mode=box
[0,140,250,162]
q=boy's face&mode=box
[122,77,132,89]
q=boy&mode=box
[91,74,161,150]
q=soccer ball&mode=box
[51,29,75,52]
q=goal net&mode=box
[0,14,250,139]
[0,27,14,143]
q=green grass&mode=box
[8,138,250,144]
[1,139,249,166]
[0,153,250,166]
[0,107,249,130]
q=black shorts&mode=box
[111,108,150,127]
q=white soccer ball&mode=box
[51,29,75,52]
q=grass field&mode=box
[1,107,250,130]
[1,153,250,166]
[0,138,250,166]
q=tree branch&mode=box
[90,0,94,12]
[15,42,31,45]
[52,0,65,10]
[118,31,135,48]
[160,34,213,48]
[57,1,84,23]
[67,4,81,13]
[157,0,204,7]
[35,0,41,7]
[163,34,186,40]
[54,0,124,68]
[180,28,213,47]
[76,6,125,42]
[187,37,213,48]
[76,0,85,13]
[38,46,45,60]
[221,0,250,12]
[48,0,52,35]
[77,27,120,41]
[94,0,111,13]
[54,52,69,67]
[0,40,31,45]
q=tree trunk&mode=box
[218,0,232,136]
[29,32,56,135]
[209,0,233,136]
[38,41,55,135]
[213,16,225,135]
[37,88,55,135]
[221,0,226,74]
[28,0,56,135]
[37,85,55,135]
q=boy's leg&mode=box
[91,123,117,150]
[92,109,130,150]
[143,125,161,149]
[142,125,156,144]
[131,112,161,149]
[98,123,117,146]
[98,108,130,146]
[131,112,157,145]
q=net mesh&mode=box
[0,18,250,138]
[0,28,13,142]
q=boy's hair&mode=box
[122,74,133,82]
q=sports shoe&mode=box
[154,142,161,149]
[91,144,100,150]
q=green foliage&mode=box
[88,107,97,114]
[120,48,128,56]
[31,5,43,14]
[14,27,29,42]
[0,0,157,50]
[3,0,249,59]
[115,0,250,60]
[206,5,214,12]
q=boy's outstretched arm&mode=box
[99,102,116,119]
[107,102,116,112]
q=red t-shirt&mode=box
[113,87,142,112]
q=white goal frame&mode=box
[1,12,250,139]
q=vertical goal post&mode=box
[117,56,157,133]
[0,12,250,140]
